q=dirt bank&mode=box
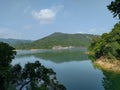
[94,57,120,73]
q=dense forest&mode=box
[89,0,120,60]
[89,23,120,60]
[14,32,98,49]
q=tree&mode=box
[0,42,66,90]
[0,42,16,67]
[88,23,120,60]
[89,0,120,60]
[0,42,16,90]
[107,0,120,19]
[10,61,66,90]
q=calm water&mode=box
[12,49,120,90]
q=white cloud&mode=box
[32,6,63,24]
[32,8,56,24]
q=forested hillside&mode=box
[89,23,120,60]
[0,38,32,46]
[14,32,98,49]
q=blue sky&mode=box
[0,0,118,40]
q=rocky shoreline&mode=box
[94,57,120,73]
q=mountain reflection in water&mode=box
[16,48,88,63]
[12,48,120,90]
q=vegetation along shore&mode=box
[89,0,120,73]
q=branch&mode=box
[19,80,31,90]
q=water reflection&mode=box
[102,71,120,90]
[12,49,120,90]
[16,48,88,63]
[12,49,105,90]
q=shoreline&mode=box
[94,57,120,73]
[15,47,87,51]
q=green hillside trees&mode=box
[89,0,120,60]
[89,23,120,60]
[14,33,98,49]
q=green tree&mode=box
[0,42,66,90]
[0,42,16,90]
[107,0,120,19]
[0,42,16,67]
[88,23,120,60]
[10,61,66,90]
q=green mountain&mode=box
[0,38,32,46]
[15,32,98,49]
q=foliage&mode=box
[0,42,16,67]
[10,61,66,90]
[89,0,120,60]
[89,23,120,60]
[0,42,16,90]
[0,42,66,90]
[107,0,120,19]
[14,32,98,49]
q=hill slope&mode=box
[89,23,120,59]
[0,38,32,46]
[15,32,98,49]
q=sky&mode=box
[0,0,118,40]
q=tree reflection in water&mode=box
[102,71,120,90]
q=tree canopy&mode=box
[0,42,16,90]
[89,23,120,60]
[107,0,120,19]
[89,0,120,60]
[0,42,16,67]
[0,42,66,90]
[11,61,66,90]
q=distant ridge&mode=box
[0,38,32,46]
[14,32,99,49]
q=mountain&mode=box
[0,38,32,46]
[14,32,98,49]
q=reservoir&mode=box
[12,48,120,90]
